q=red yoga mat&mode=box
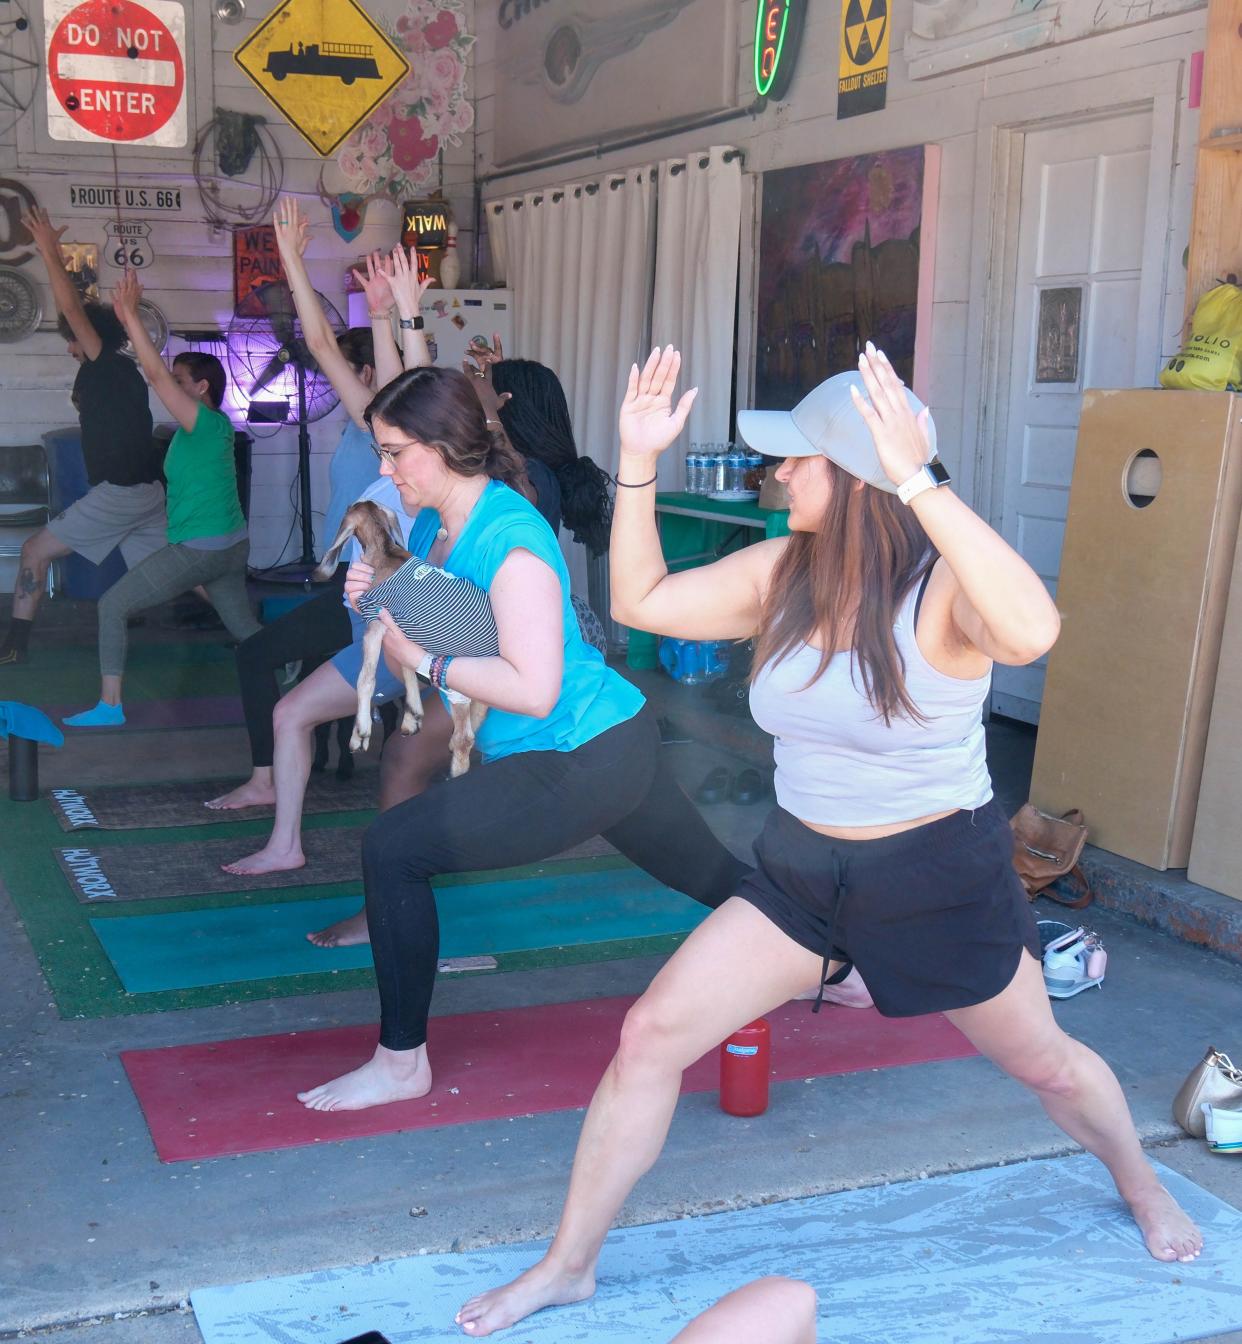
[122,996,977,1163]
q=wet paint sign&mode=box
[233,224,286,309]
[233,0,409,157]
[44,0,187,146]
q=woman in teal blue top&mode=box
[297,366,748,1114]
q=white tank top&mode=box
[749,573,993,826]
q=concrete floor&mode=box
[3,608,1242,1343]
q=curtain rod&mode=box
[477,99,763,188]
[472,100,762,277]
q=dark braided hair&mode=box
[492,358,613,555]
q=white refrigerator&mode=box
[347,289,514,370]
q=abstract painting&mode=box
[755,146,931,409]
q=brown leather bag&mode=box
[1009,804,1092,909]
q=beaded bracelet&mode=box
[429,654,454,689]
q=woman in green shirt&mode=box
[63,271,261,728]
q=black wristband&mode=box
[398,315,424,331]
[614,472,659,488]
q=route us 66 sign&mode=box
[102,218,153,268]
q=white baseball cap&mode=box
[736,369,935,495]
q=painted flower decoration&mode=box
[336,0,474,198]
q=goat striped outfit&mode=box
[354,558,499,658]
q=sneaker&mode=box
[1038,921,1107,999]
[1201,1102,1242,1153]
[0,645,27,666]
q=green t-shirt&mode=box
[164,403,244,544]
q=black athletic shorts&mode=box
[735,797,1043,1018]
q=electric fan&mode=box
[227,281,344,579]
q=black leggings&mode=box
[235,578,352,768]
[363,702,751,1049]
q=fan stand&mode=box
[264,362,320,585]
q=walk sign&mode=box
[44,0,187,147]
[233,0,409,157]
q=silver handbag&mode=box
[1172,1047,1242,1138]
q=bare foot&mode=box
[297,1043,431,1112]
[1128,1183,1203,1263]
[220,845,305,876]
[456,1260,596,1337]
[204,779,276,811]
[794,965,874,1009]
[307,908,370,948]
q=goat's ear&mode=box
[377,504,404,542]
[315,515,356,578]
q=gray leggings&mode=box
[98,538,261,677]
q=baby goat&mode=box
[314,500,499,776]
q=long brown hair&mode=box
[752,457,936,725]
[364,365,530,492]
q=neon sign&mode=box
[755,0,804,101]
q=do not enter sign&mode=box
[44,0,187,147]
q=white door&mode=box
[991,110,1156,723]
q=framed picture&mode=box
[754,145,939,409]
[1035,286,1083,384]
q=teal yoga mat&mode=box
[90,867,708,994]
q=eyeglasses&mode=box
[371,442,401,466]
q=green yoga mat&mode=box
[90,868,708,993]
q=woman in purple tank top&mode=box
[458,344,1200,1339]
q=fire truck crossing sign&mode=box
[233,0,409,157]
[44,0,187,146]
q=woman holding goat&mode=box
[295,362,749,1113]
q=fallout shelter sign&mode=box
[234,0,408,156]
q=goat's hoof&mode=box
[400,716,422,737]
[350,730,370,753]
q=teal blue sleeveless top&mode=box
[446,481,642,761]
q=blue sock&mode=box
[63,700,126,728]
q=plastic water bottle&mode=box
[720,1018,771,1117]
[725,446,748,494]
[685,450,703,495]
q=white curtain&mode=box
[490,168,655,473]
[485,146,741,578]
[650,146,743,490]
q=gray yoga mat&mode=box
[56,827,620,903]
[192,1155,1242,1344]
[48,772,380,832]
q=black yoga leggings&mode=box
[235,578,352,768]
[363,702,751,1050]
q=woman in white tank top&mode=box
[456,346,1200,1339]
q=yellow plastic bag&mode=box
[1160,283,1242,390]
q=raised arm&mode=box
[352,251,402,390]
[272,198,373,429]
[460,335,535,502]
[382,245,433,369]
[111,270,199,432]
[852,345,1061,665]
[610,345,779,641]
[21,207,101,360]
